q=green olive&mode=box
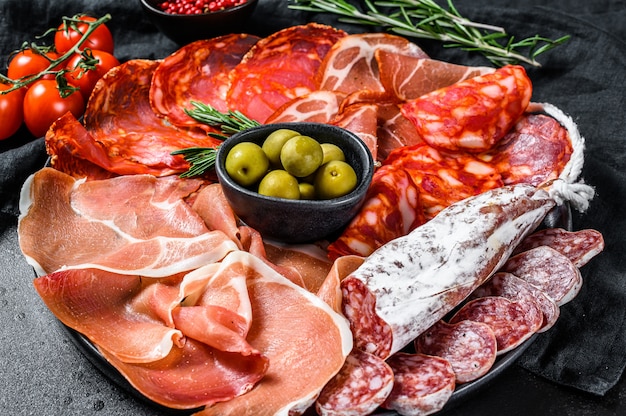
[298,182,316,200]
[261,128,301,167]
[320,142,346,165]
[280,135,324,178]
[314,160,358,199]
[225,142,270,187]
[258,170,300,200]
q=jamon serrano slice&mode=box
[82,59,223,176]
[150,34,260,130]
[196,251,353,416]
[227,23,346,123]
[18,168,238,276]
[316,32,428,94]
[265,90,346,124]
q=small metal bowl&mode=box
[215,122,374,243]
[139,0,259,45]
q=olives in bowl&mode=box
[215,123,374,243]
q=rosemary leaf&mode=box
[171,146,220,178]
[289,0,569,67]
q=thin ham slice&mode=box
[150,34,260,130]
[18,168,238,276]
[34,261,269,410]
[265,90,346,124]
[194,251,353,416]
[82,59,223,176]
[227,23,346,123]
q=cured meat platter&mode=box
[18,21,605,416]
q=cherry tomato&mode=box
[0,83,25,140]
[54,16,114,55]
[23,79,85,137]
[7,49,61,81]
[66,49,120,100]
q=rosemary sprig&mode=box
[171,146,221,178]
[173,102,260,177]
[184,101,260,140]
[288,0,569,67]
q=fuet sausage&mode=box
[340,184,556,359]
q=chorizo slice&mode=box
[227,23,346,123]
[400,65,532,153]
[150,34,260,131]
[84,59,223,176]
[415,320,497,384]
[481,113,574,186]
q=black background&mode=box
[1,0,625,415]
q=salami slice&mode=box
[83,59,223,176]
[227,23,346,123]
[449,295,543,354]
[513,228,605,268]
[482,113,574,186]
[502,245,583,306]
[401,65,532,153]
[150,34,260,130]
[382,352,455,416]
[340,185,555,359]
[315,349,394,416]
[415,320,497,383]
[472,272,560,333]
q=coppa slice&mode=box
[150,34,260,130]
[316,32,429,94]
[227,23,346,123]
[340,184,556,359]
[18,168,238,276]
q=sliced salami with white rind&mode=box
[513,228,605,268]
[382,352,455,416]
[415,320,497,383]
[449,295,543,355]
[473,272,560,333]
[502,245,583,306]
[315,349,394,416]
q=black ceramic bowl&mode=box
[215,123,374,243]
[139,0,258,45]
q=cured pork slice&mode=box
[18,168,238,276]
[265,90,346,124]
[376,52,494,101]
[330,102,379,160]
[34,257,270,410]
[227,23,346,123]
[316,33,428,94]
[195,251,353,416]
[376,103,424,161]
[150,34,260,130]
[81,59,223,176]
